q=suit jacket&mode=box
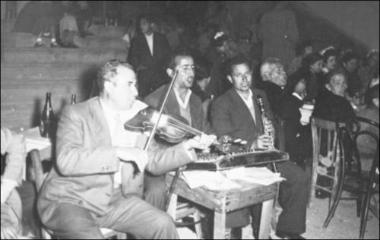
[313,87,356,123]
[128,32,171,97]
[144,84,210,133]
[210,88,273,147]
[282,94,311,161]
[37,97,194,220]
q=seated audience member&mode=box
[1,128,27,239]
[341,51,362,97]
[358,49,379,91]
[37,60,215,239]
[282,78,312,169]
[288,40,314,75]
[210,56,308,239]
[259,57,287,118]
[356,84,379,161]
[313,69,356,123]
[321,47,338,77]
[259,58,288,148]
[312,69,356,198]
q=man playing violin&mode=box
[210,56,308,239]
[144,50,215,210]
[37,60,216,239]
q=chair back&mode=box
[352,117,379,174]
[310,118,346,202]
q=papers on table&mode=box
[180,166,285,191]
[181,171,241,191]
[223,167,285,186]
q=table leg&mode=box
[213,197,229,239]
[259,198,274,239]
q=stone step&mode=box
[2,32,128,50]
[1,62,100,82]
[2,47,127,64]
[88,25,125,38]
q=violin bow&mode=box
[143,70,178,151]
[139,69,181,212]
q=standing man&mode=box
[144,50,214,210]
[259,2,299,71]
[210,56,308,239]
[128,14,172,98]
[37,60,214,239]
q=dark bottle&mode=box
[39,92,55,138]
[71,94,77,105]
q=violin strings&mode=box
[165,118,203,135]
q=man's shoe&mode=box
[276,231,306,239]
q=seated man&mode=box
[210,56,308,239]
[1,128,27,239]
[37,60,215,239]
[313,69,356,124]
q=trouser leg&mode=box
[275,161,308,234]
[98,193,179,239]
[144,173,167,211]
[41,203,103,239]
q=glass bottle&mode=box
[256,96,274,149]
[39,92,55,138]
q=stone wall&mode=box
[1,43,127,130]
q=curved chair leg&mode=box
[359,189,371,239]
[323,148,346,228]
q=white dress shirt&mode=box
[100,99,148,188]
[145,33,154,56]
[236,89,256,124]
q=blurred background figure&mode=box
[288,40,314,75]
[259,2,299,71]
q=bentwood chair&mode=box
[28,149,127,239]
[352,117,379,239]
[310,118,358,227]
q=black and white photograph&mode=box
[1,1,379,239]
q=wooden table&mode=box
[166,173,278,239]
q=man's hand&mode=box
[115,147,148,173]
[251,134,274,150]
[183,134,217,151]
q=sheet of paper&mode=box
[223,167,285,186]
[181,171,241,191]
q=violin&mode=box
[124,106,209,144]
[124,106,249,152]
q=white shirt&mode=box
[173,88,192,109]
[236,89,256,124]
[145,33,154,56]
[100,99,148,188]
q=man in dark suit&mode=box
[37,60,215,239]
[128,14,172,98]
[313,69,356,123]
[144,51,214,210]
[210,56,308,239]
